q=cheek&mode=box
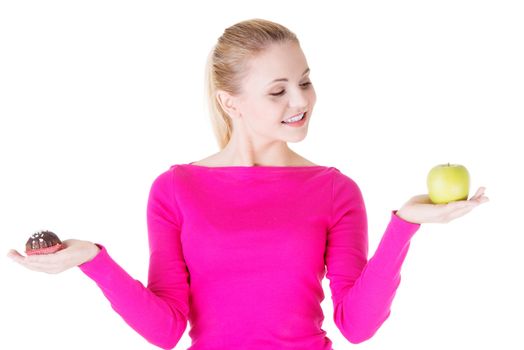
[242,97,295,127]
[243,103,281,127]
[256,101,285,123]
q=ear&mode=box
[216,90,241,120]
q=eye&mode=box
[270,82,312,97]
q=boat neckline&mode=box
[181,162,331,169]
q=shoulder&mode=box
[149,165,183,194]
[330,167,364,202]
[331,167,360,188]
[151,163,199,192]
[147,165,184,223]
[153,165,176,182]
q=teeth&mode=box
[284,113,305,123]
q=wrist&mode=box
[395,209,417,224]
[395,209,404,219]
[84,242,101,263]
[395,209,411,222]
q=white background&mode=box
[1,1,523,349]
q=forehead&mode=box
[244,42,307,85]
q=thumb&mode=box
[7,249,25,262]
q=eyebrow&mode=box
[267,67,310,85]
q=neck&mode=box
[219,130,296,167]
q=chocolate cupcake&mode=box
[25,230,64,255]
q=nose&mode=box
[288,86,311,109]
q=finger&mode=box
[446,195,489,220]
[473,195,490,204]
[446,205,475,221]
[6,249,26,263]
[6,250,56,264]
[7,255,46,271]
[15,261,49,273]
[448,208,473,220]
[16,258,62,273]
[25,253,66,267]
[468,189,489,204]
[447,200,472,209]
[470,187,486,200]
[8,250,62,271]
[440,201,475,220]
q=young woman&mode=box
[7,18,488,350]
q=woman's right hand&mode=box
[6,239,100,274]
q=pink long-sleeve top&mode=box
[78,163,421,349]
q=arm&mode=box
[325,170,421,344]
[78,168,189,349]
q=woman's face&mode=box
[228,41,316,143]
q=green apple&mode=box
[427,163,470,204]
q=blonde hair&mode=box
[204,18,299,150]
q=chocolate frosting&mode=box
[25,230,62,251]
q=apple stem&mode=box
[448,162,450,166]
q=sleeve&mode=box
[77,167,189,350]
[325,170,421,344]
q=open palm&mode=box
[396,187,489,224]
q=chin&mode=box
[284,133,308,143]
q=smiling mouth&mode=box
[282,112,307,124]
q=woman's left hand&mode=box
[395,187,489,224]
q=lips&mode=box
[282,111,307,123]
